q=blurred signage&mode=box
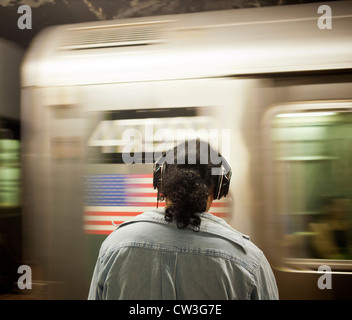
[86,107,229,164]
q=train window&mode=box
[265,103,352,268]
[84,106,232,236]
[86,106,225,164]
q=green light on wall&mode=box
[0,139,21,208]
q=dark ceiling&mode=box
[0,0,333,49]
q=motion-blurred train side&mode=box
[21,1,352,299]
[0,39,23,294]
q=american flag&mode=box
[84,173,232,235]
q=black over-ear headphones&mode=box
[153,149,232,205]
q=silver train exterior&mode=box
[0,39,23,294]
[21,1,352,299]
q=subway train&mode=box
[0,38,23,294]
[20,1,352,299]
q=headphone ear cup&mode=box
[213,164,232,200]
[213,174,221,200]
[220,172,231,199]
[153,164,161,190]
[153,161,163,208]
[153,152,166,190]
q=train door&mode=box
[262,75,352,299]
[23,76,270,299]
[21,85,88,299]
[79,77,266,290]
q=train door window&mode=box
[84,105,232,277]
[84,106,232,235]
[264,101,352,269]
[86,107,216,164]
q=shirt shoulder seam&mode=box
[99,240,263,275]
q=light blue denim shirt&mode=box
[88,209,279,300]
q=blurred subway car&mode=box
[0,39,23,295]
[19,1,352,299]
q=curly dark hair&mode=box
[159,139,222,230]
